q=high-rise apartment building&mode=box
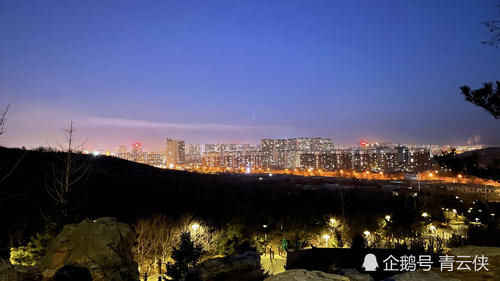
[166,138,185,166]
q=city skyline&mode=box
[1,0,500,150]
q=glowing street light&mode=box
[385,215,391,221]
[322,234,330,247]
[363,230,370,236]
[329,218,336,225]
[421,212,429,218]
[191,223,200,235]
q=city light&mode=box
[421,212,429,218]
[191,223,200,234]
[322,234,330,247]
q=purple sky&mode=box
[1,0,500,151]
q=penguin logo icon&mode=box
[362,253,379,271]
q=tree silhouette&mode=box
[481,5,500,47]
[460,81,500,119]
[46,121,89,214]
[166,231,204,281]
[0,105,9,137]
[0,105,28,203]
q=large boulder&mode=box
[264,269,349,281]
[337,268,373,281]
[448,245,500,257]
[384,271,459,281]
[183,251,264,281]
[39,217,139,281]
[53,265,93,281]
[0,263,43,281]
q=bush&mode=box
[350,234,367,249]
[10,232,52,266]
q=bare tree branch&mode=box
[46,121,90,212]
[0,104,9,137]
[481,5,500,47]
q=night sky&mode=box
[1,0,500,151]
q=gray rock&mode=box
[264,269,350,281]
[448,245,500,257]
[53,264,93,281]
[0,263,42,281]
[338,268,373,281]
[385,271,460,281]
[183,251,264,281]
[39,217,139,281]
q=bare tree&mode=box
[132,215,218,280]
[46,121,89,211]
[0,105,28,203]
[482,5,500,47]
[0,104,8,137]
[134,218,158,281]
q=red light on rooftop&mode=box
[134,142,141,147]
[360,141,367,147]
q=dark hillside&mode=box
[0,147,457,255]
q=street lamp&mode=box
[385,215,391,221]
[363,230,370,236]
[322,234,330,247]
[421,212,429,218]
[191,223,200,234]
[263,224,268,240]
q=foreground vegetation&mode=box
[1,147,499,280]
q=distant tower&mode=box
[166,138,185,167]
[116,146,127,154]
[132,142,142,154]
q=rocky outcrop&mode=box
[448,245,500,257]
[384,271,460,281]
[0,263,42,281]
[53,265,93,281]
[264,269,349,281]
[337,268,373,281]
[39,217,139,281]
[183,251,264,281]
